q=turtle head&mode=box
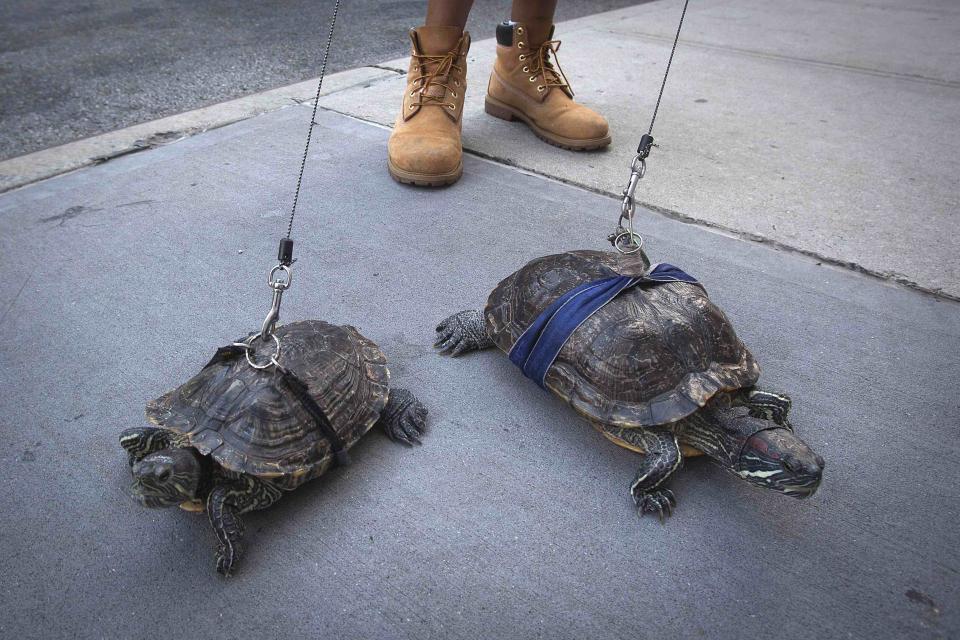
[736,427,824,498]
[130,448,204,508]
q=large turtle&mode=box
[120,320,427,575]
[435,250,823,519]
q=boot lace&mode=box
[410,38,466,111]
[522,40,572,95]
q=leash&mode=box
[234,0,343,370]
[609,0,690,255]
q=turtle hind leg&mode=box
[206,474,282,576]
[603,425,682,522]
[435,310,494,357]
[738,388,793,429]
[377,388,427,446]
[118,426,185,466]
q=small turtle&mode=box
[435,250,823,519]
[120,320,427,575]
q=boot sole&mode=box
[484,96,612,151]
[388,159,463,187]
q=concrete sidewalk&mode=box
[0,2,958,639]
[0,93,958,640]
[3,0,957,298]
[316,0,960,299]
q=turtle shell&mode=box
[484,250,759,428]
[145,320,389,490]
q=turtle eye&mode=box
[782,457,800,474]
[156,467,172,482]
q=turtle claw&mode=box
[634,489,678,522]
[435,334,464,357]
[434,310,492,357]
[380,389,427,447]
[400,414,423,445]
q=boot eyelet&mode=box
[522,66,529,72]
[517,41,524,48]
[447,104,455,110]
[518,54,526,61]
[517,27,524,35]
[529,75,537,82]
[452,92,457,98]
[409,105,416,110]
[537,86,545,92]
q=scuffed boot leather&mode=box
[485,21,610,151]
[387,26,470,186]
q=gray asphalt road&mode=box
[0,0,645,160]
[0,106,957,639]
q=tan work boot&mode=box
[485,21,610,150]
[387,26,470,186]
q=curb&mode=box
[0,66,399,194]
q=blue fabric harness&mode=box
[507,263,698,388]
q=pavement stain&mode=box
[39,204,102,226]
[905,588,942,617]
[19,441,42,463]
[38,201,155,228]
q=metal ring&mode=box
[242,333,281,370]
[268,264,292,290]
[613,231,644,255]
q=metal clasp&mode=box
[621,154,645,217]
[260,264,292,341]
[608,154,646,254]
[233,332,282,370]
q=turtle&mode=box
[434,249,823,519]
[119,319,427,575]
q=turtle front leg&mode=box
[603,426,682,522]
[119,426,186,466]
[376,388,428,446]
[435,310,494,357]
[737,388,793,429]
[206,474,282,576]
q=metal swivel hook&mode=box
[260,264,292,341]
[234,239,295,369]
[609,153,647,254]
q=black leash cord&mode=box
[636,0,690,157]
[612,0,690,254]
[251,0,342,347]
[647,0,689,137]
[285,0,343,244]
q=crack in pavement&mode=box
[38,204,104,226]
[0,275,31,329]
[316,103,960,305]
[604,28,960,88]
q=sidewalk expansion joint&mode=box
[316,101,958,303]
[471,145,959,303]
[605,29,960,88]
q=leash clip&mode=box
[260,264,292,341]
[610,154,646,254]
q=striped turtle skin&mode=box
[437,249,823,520]
[124,319,430,575]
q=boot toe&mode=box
[553,107,609,141]
[388,133,461,176]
